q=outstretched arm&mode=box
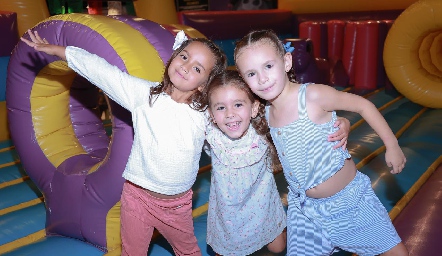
[317,85,406,174]
[21,30,157,112]
[21,30,67,60]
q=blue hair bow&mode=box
[283,42,294,53]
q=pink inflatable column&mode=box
[354,20,379,90]
[376,20,392,89]
[299,21,328,59]
[342,21,357,86]
[382,20,396,92]
[327,20,346,63]
[328,20,349,87]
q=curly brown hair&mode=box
[204,69,282,173]
[149,37,227,111]
[234,29,297,83]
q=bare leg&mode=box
[267,229,287,254]
[381,242,409,256]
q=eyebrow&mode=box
[212,98,247,107]
[234,99,247,104]
[239,66,254,74]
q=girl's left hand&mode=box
[329,117,350,149]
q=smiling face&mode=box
[209,83,259,140]
[235,40,292,103]
[168,41,215,102]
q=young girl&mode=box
[203,70,350,255]
[233,29,408,256]
[21,29,227,256]
[204,69,286,255]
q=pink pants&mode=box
[120,181,201,256]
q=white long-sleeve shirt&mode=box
[66,46,207,195]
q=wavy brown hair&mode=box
[149,37,227,111]
[204,69,282,173]
[234,29,297,83]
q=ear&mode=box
[251,100,260,118]
[208,109,216,124]
[284,52,293,72]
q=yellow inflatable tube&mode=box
[278,0,418,14]
[384,0,442,108]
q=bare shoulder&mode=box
[307,83,336,91]
[306,83,336,101]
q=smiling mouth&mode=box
[176,70,186,79]
[226,121,241,130]
[261,84,273,92]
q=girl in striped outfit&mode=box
[234,29,408,256]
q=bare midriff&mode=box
[145,189,189,199]
[130,181,189,199]
[306,158,357,199]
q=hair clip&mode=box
[172,30,189,50]
[283,42,294,53]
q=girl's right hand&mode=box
[385,144,406,174]
[21,30,67,60]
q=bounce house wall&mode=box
[0,102,8,141]
[178,9,295,66]
[0,10,17,141]
[278,0,419,14]
[0,0,50,37]
[0,11,18,57]
[133,0,178,24]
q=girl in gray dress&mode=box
[204,69,286,256]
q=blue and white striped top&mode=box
[267,83,351,202]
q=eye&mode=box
[265,63,273,69]
[194,67,201,73]
[216,106,225,111]
[246,72,255,78]
[234,103,243,108]
[180,54,187,60]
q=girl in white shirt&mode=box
[22,29,227,256]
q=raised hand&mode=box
[21,30,67,60]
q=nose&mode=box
[258,74,268,84]
[180,64,188,74]
[225,108,235,119]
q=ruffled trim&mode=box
[206,124,268,168]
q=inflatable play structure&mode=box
[384,0,442,108]
[6,13,176,255]
[1,0,442,255]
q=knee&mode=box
[267,230,287,254]
[381,243,409,256]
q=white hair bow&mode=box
[172,30,188,50]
